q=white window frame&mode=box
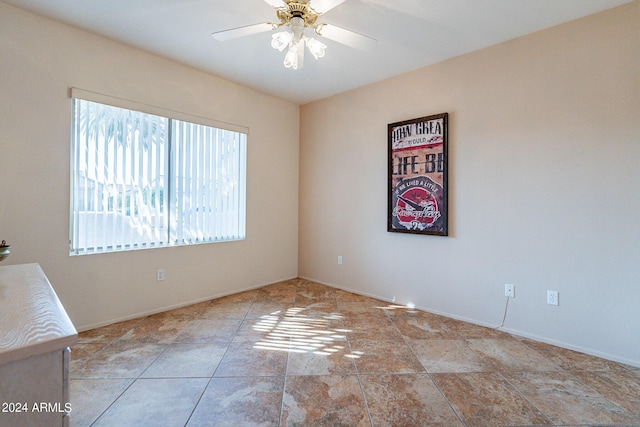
[69,88,247,255]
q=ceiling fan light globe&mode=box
[271,31,293,51]
[306,37,326,59]
[283,48,299,69]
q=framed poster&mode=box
[388,112,448,236]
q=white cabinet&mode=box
[0,264,77,427]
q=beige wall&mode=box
[0,3,299,329]
[299,2,640,365]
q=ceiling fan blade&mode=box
[310,0,347,14]
[316,24,377,51]
[212,23,275,41]
[263,0,286,8]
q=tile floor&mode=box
[70,279,640,426]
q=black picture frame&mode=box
[388,113,448,236]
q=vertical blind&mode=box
[70,95,246,255]
[170,121,247,245]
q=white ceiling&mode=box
[2,0,632,104]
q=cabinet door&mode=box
[0,350,67,427]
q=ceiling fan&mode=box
[212,0,377,70]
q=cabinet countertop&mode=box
[0,263,77,366]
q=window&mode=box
[70,90,247,255]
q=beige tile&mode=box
[140,342,228,378]
[409,339,494,373]
[350,339,425,374]
[69,378,134,427]
[284,316,348,344]
[233,318,281,342]
[210,289,258,304]
[289,301,340,318]
[380,304,425,317]
[150,301,210,320]
[255,285,297,304]
[265,279,301,290]
[520,338,628,371]
[295,286,336,305]
[390,312,455,340]
[287,343,356,376]
[71,342,107,360]
[72,341,166,379]
[466,337,562,372]
[282,375,369,426]
[296,280,335,294]
[199,301,253,319]
[432,372,552,427]
[174,318,242,343]
[241,310,345,344]
[214,341,288,377]
[334,289,380,304]
[77,318,144,344]
[573,369,640,417]
[441,317,509,339]
[70,342,107,373]
[338,301,390,317]
[92,378,208,427]
[505,370,637,425]
[361,373,463,427]
[286,278,312,287]
[620,363,639,371]
[245,301,290,319]
[116,316,191,344]
[343,313,404,341]
[188,376,284,427]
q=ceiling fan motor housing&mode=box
[276,1,320,28]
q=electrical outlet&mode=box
[337,256,343,265]
[156,269,164,282]
[547,290,558,305]
[504,284,515,298]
